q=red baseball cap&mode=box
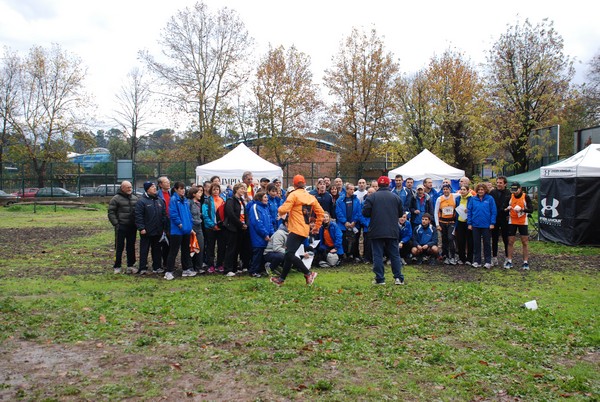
[377,176,390,187]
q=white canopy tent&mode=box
[195,143,283,187]
[388,149,465,183]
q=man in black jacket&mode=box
[489,176,511,266]
[362,176,405,285]
[108,181,139,274]
[135,182,168,275]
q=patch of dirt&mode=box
[0,339,283,401]
[411,252,600,282]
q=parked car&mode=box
[78,187,98,197]
[94,184,121,197]
[35,187,79,197]
[12,187,39,198]
[0,189,20,206]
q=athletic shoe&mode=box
[164,271,175,280]
[423,256,429,262]
[372,280,386,285]
[465,261,472,266]
[225,271,236,277]
[444,258,450,265]
[305,271,318,285]
[450,258,457,265]
[216,266,224,273]
[522,262,529,270]
[411,256,417,262]
[491,257,498,266]
[394,278,404,285]
[202,262,208,269]
[417,256,423,265]
[153,268,164,274]
[471,262,481,268]
[138,270,148,275]
[113,267,122,274]
[484,263,492,269]
[270,277,284,286]
[182,269,197,277]
[126,266,138,274]
[503,260,512,269]
[198,269,206,274]
[251,273,262,278]
[264,262,272,275]
[207,266,216,274]
[429,257,436,265]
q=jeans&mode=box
[472,227,491,264]
[280,232,310,280]
[264,252,285,272]
[114,224,137,268]
[139,234,161,271]
[371,237,403,284]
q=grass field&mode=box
[0,205,598,401]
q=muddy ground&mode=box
[1,227,598,400]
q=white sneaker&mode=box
[164,271,175,280]
[443,258,450,265]
[225,271,236,277]
[113,267,122,274]
[484,263,492,269]
[503,260,512,269]
[182,269,197,277]
[456,260,464,265]
[449,258,457,265]
[126,266,138,274]
[465,261,472,266]
[372,280,386,285]
[471,262,480,268]
[394,278,404,285]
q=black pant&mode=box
[160,233,170,268]
[281,232,310,280]
[166,234,192,272]
[342,229,357,259]
[224,229,242,273]
[205,228,226,267]
[139,234,161,271]
[455,221,473,263]
[114,224,136,268]
[492,217,509,257]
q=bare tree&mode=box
[486,19,574,173]
[140,1,253,164]
[6,44,90,186]
[0,47,20,168]
[324,28,399,167]
[254,45,322,167]
[113,67,153,161]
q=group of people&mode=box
[107,170,533,286]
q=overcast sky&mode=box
[1,0,598,132]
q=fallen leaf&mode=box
[533,373,544,378]
[99,315,106,323]
[292,384,307,391]
[451,372,466,379]
[170,362,182,370]
[167,321,176,326]
[96,343,104,348]
[186,391,194,397]
[479,360,489,366]
[337,289,343,293]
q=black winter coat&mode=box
[108,190,139,227]
[135,193,167,236]
[362,187,404,239]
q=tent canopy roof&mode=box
[507,168,541,188]
[540,144,600,178]
[195,143,282,181]
[388,149,465,181]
